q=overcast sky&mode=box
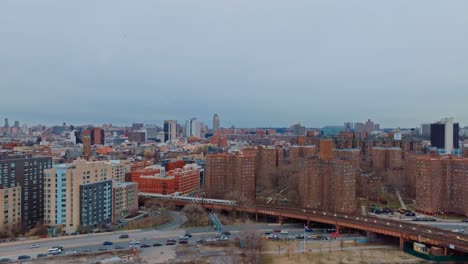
[1,1,467,128]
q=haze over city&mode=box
[1,0,468,127]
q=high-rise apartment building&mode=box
[298,140,357,214]
[430,118,460,154]
[164,120,177,142]
[0,187,22,233]
[372,147,402,172]
[44,160,113,233]
[298,157,357,214]
[4,118,9,128]
[0,154,52,231]
[415,155,468,217]
[205,152,256,201]
[213,114,220,130]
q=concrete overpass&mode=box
[140,193,468,255]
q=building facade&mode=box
[79,180,112,228]
[0,154,52,231]
[164,120,177,142]
[0,187,22,233]
[213,114,220,130]
[44,160,113,233]
[112,182,139,221]
[205,152,256,201]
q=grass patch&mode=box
[123,213,173,229]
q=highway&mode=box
[0,223,338,261]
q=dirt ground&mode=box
[261,249,424,264]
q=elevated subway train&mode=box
[139,192,237,206]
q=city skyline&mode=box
[1,1,468,127]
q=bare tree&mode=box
[182,203,209,227]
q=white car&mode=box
[280,230,288,234]
[29,244,40,249]
[129,240,140,245]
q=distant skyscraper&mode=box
[430,118,459,154]
[185,118,201,138]
[421,123,431,138]
[344,122,353,132]
[291,123,306,135]
[4,118,9,128]
[164,120,177,142]
[14,121,19,128]
[213,114,220,130]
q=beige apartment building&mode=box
[112,181,138,221]
[44,159,113,233]
[0,187,22,234]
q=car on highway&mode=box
[267,234,279,240]
[17,256,31,261]
[48,246,64,254]
[296,234,305,239]
[37,254,48,258]
[0,258,12,263]
[129,244,139,248]
[129,240,140,245]
[166,239,176,245]
[178,239,188,244]
[264,232,272,235]
[98,247,108,251]
[119,234,129,239]
[462,218,468,222]
[153,243,162,247]
[102,241,113,246]
[140,243,151,248]
[65,250,78,255]
[405,212,416,216]
[196,239,205,244]
[184,232,192,238]
[29,244,40,249]
[280,230,288,234]
[273,229,281,233]
[222,231,231,236]
[452,229,464,233]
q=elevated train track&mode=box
[140,192,468,254]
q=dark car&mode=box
[184,233,192,238]
[119,234,129,239]
[166,239,177,246]
[296,234,305,239]
[178,240,188,244]
[265,232,272,235]
[0,258,12,263]
[98,247,108,251]
[222,231,231,236]
[153,243,162,247]
[17,255,31,261]
[406,212,416,216]
[115,246,125,250]
[196,239,205,244]
[37,254,48,258]
[140,244,151,248]
[102,241,113,246]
